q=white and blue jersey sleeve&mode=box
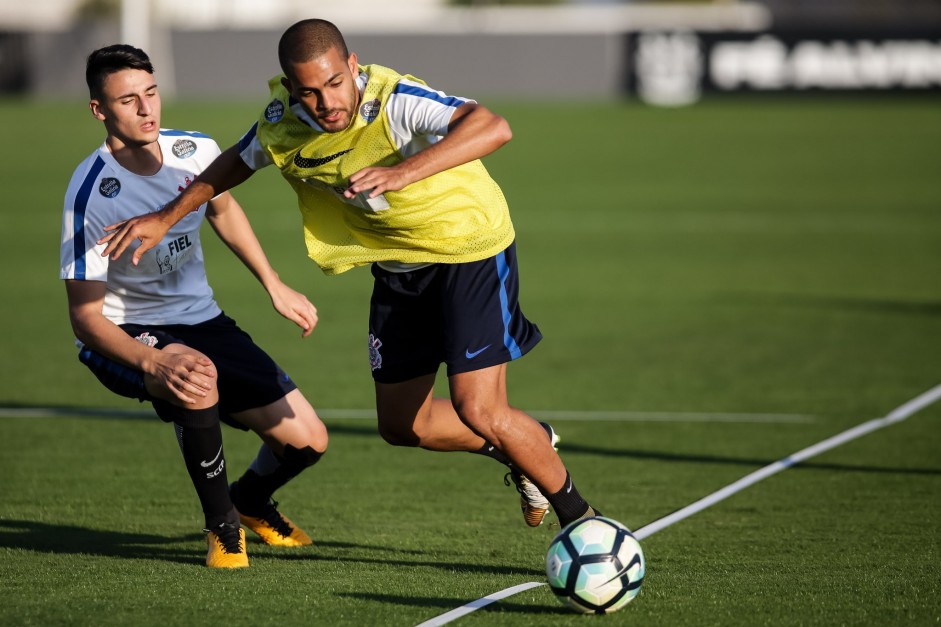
[237,120,271,170]
[384,77,474,158]
[61,152,115,284]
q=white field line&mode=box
[0,407,157,419]
[415,582,546,626]
[0,407,814,424]
[415,382,941,627]
[531,411,815,423]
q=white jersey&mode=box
[60,130,223,326]
[238,71,473,169]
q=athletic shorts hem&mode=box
[77,313,297,430]
[371,364,440,385]
[446,340,541,377]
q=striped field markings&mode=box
[415,383,941,627]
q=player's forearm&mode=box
[69,308,159,374]
[163,145,255,223]
[399,104,511,185]
[206,197,281,292]
[445,104,513,159]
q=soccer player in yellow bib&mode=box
[101,19,602,529]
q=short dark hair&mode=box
[278,19,349,75]
[86,44,154,99]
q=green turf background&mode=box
[0,95,939,625]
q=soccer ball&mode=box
[545,516,645,614]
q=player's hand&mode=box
[344,165,409,199]
[98,212,171,265]
[268,281,318,338]
[153,352,217,404]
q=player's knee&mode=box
[375,403,424,447]
[279,443,324,473]
[148,343,219,407]
[452,398,502,437]
[377,420,420,447]
[295,406,329,451]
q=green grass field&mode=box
[0,95,939,626]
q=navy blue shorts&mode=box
[368,242,542,384]
[78,313,297,430]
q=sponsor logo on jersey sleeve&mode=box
[171,139,197,159]
[265,99,285,122]
[99,177,121,198]
[360,98,381,122]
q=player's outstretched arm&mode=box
[98,144,255,265]
[206,191,318,337]
[345,102,511,199]
[65,280,217,404]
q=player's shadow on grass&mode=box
[560,442,941,476]
[0,404,381,438]
[0,518,200,565]
[337,592,567,615]
[0,519,435,568]
[271,550,543,577]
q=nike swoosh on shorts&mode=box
[465,344,492,359]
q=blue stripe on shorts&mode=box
[495,250,523,360]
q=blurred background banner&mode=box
[2,0,938,104]
[630,30,941,106]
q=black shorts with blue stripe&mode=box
[368,241,542,384]
[78,313,297,430]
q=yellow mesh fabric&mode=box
[256,64,514,275]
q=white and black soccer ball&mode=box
[545,516,645,614]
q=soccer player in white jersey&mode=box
[60,44,330,568]
[101,21,603,531]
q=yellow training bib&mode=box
[255,64,515,275]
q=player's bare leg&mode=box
[375,373,553,524]
[449,363,566,492]
[233,388,328,454]
[227,389,327,546]
[375,373,487,451]
[375,366,598,526]
[449,363,598,527]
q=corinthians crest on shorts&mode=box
[368,333,383,371]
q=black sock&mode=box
[537,421,554,441]
[547,472,595,527]
[172,410,236,529]
[231,443,322,516]
[468,441,512,466]
[468,422,555,468]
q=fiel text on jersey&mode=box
[166,234,193,255]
